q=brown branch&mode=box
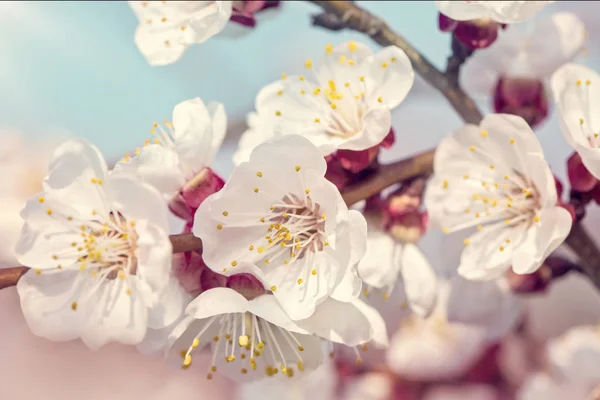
[341,149,435,206]
[565,223,600,289]
[0,233,203,290]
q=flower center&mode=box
[180,306,307,379]
[42,198,139,281]
[255,193,327,267]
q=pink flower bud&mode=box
[380,127,396,149]
[493,77,549,128]
[181,167,225,209]
[172,252,205,296]
[507,257,577,294]
[231,1,280,27]
[453,18,500,49]
[226,273,266,300]
[386,178,427,216]
[385,210,428,243]
[200,266,228,291]
[438,13,459,32]
[168,192,195,224]
[567,152,598,192]
[337,147,379,173]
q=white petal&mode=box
[446,277,522,341]
[112,145,184,197]
[134,220,173,295]
[330,210,366,302]
[337,107,392,152]
[130,1,232,66]
[296,298,388,347]
[17,269,87,342]
[247,295,311,335]
[357,229,401,291]
[105,175,170,232]
[80,278,149,350]
[400,243,438,318]
[44,139,108,191]
[524,12,585,78]
[316,40,374,82]
[186,287,249,319]
[360,46,414,109]
[147,277,187,330]
[172,97,226,175]
[551,63,600,179]
[436,0,493,21]
[511,207,572,275]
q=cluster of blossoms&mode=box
[5,0,600,398]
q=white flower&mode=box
[163,268,387,382]
[519,325,600,400]
[424,113,572,280]
[341,373,394,400]
[236,353,337,400]
[15,139,183,349]
[194,135,367,320]
[130,1,233,66]
[436,1,551,24]
[386,278,520,381]
[460,12,585,96]
[233,40,414,162]
[0,133,58,266]
[551,63,600,179]
[358,218,438,317]
[113,97,227,197]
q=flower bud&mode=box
[181,167,225,209]
[172,252,205,296]
[493,77,549,128]
[567,151,598,192]
[200,266,228,291]
[386,178,427,216]
[336,147,379,173]
[380,127,396,149]
[325,155,352,190]
[231,1,280,27]
[507,257,578,293]
[439,13,501,49]
[168,192,195,223]
[385,210,428,243]
[227,273,266,300]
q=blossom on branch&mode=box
[157,266,386,382]
[460,12,585,127]
[233,41,414,164]
[551,63,600,181]
[15,139,183,349]
[425,114,572,280]
[436,1,551,24]
[195,135,367,320]
[130,1,233,66]
[113,98,226,225]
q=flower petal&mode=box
[400,243,438,318]
[511,207,572,275]
[186,287,249,319]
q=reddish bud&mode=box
[227,273,266,300]
[567,152,598,192]
[181,167,225,209]
[380,127,396,149]
[384,210,428,243]
[172,252,205,296]
[200,267,228,291]
[454,18,500,49]
[438,13,459,32]
[168,192,195,224]
[325,155,352,190]
[493,77,549,128]
[337,147,380,173]
[507,257,578,293]
[231,1,280,27]
[386,178,427,216]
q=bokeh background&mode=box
[1,1,600,398]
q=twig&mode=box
[445,36,474,87]
[0,233,203,290]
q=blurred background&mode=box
[1,1,600,398]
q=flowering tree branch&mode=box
[308,0,600,291]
